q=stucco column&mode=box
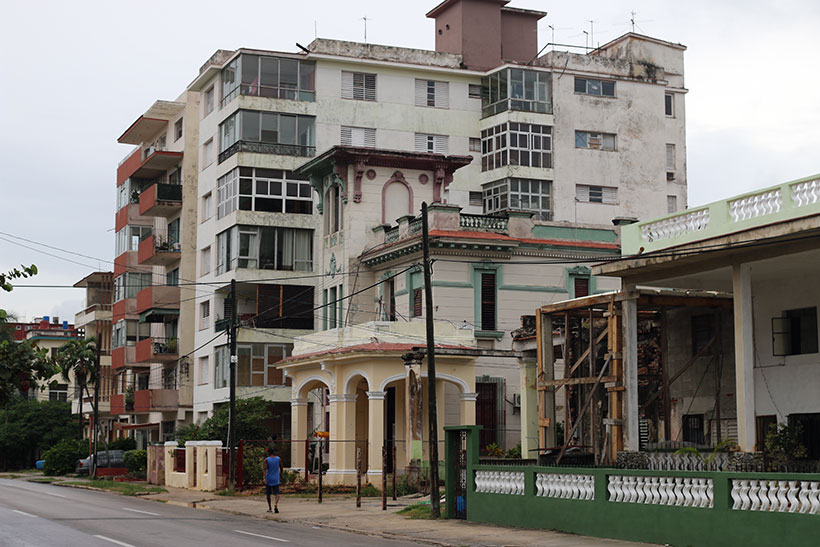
[163,441,176,486]
[403,351,425,471]
[366,391,386,484]
[328,393,357,484]
[622,290,640,452]
[184,441,197,489]
[733,264,756,452]
[290,398,308,472]
[538,311,556,449]
[460,392,478,425]
[519,356,538,457]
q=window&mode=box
[325,184,344,236]
[692,314,715,356]
[479,272,497,331]
[217,167,312,218]
[113,272,152,301]
[200,300,210,330]
[574,277,590,298]
[468,83,482,99]
[169,167,182,185]
[381,278,396,321]
[575,131,616,151]
[341,71,376,101]
[481,122,552,171]
[221,54,315,106]
[773,307,819,356]
[218,110,315,159]
[415,79,449,108]
[202,139,214,168]
[574,77,615,97]
[49,383,68,402]
[198,357,209,385]
[665,92,674,117]
[414,133,448,154]
[214,345,229,388]
[481,68,550,117]
[112,319,148,348]
[469,137,481,152]
[166,268,179,287]
[174,118,183,141]
[115,225,152,255]
[236,344,289,387]
[576,184,617,205]
[215,226,313,273]
[469,191,483,207]
[341,126,376,148]
[666,143,676,170]
[682,414,705,445]
[412,288,423,318]
[483,178,552,220]
[201,192,213,221]
[667,195,677,214]
[201,246,211,275]
[323,285,342,329]
[204,86,215,117]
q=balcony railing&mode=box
[623,174,820,254]
[218,140,316,164]
[220,84,315,108]
[135,336,179,363]
[460,213,509,232]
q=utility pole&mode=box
[92,339,101,480]
[421,202,440,518]
[228,279,237,491]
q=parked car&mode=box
[75,450,125,475]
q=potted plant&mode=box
[167,338,178,354]
[124,386,134,411]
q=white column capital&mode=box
[328,393,357,403]
[460,392,478,402]
[366,390,387,400]
[290,398,308,407]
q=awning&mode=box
[139,308,180,323]
[114,421,160,430]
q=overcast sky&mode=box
[1,0,818,322]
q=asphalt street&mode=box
[0,478,421,547]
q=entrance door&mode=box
[385,387,396,473]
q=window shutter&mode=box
[435,81,449,108]
[666,144,676,170]
[574,277,589,298]
[434,135,448,154]
[575,185,590,202]
[362,127,376,148]
[414,79,427,107]
[413,288,423,317]
[602,186,618,204]
[364,73,376,101]
[341,126,375,148]
[480,273,496,331]
[340,126,352,146]
[341,71,354,99]
[414,133,428,152]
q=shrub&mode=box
[505,443,522,459]
[124,449,147,477]
[484,443,503,458]
[109,438,137,451]
[43,439,86,476]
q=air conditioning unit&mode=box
[513,393,521,408]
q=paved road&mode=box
[0,478,420,547]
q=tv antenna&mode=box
[589,20,595,47]
[630,11,636,32]
[361,16,371,43]
[582,30,589,49]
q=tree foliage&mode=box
[175,397,275,445]
[1,264,37,292]
[0,338,55,406]
[0,399,81,470]
[43,438,87,476]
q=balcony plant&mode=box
[167,338,177,354]
[124,386,134,411]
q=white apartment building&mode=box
[114,0,688,452]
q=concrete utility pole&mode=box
[92,340,101,480]
[421,202,441,518]
[228,279,237,491]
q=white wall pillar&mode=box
[290,398,308,472]
[622,291,640,451]
[519,356,538,457]
[460,392,478,425]
[327,393,357,484]
[733,263,756,452]
[366,391,386,484]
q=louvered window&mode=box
[480,273,496,331]
[666,143,676,170]
[414,133,448,154]
[576,184,617,204]
[468,83,482,99]
[341,126,376,148]
[574,277,589,298]
[415,79,449,108]
[341,71,376,101]
[412,288,423,318]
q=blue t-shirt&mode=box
[265,456,281,486]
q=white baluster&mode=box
[749,480,761,511]
[776,480,789,512]
[759,480,770,511]
[739,480,751,510]
[706,479,714,508]
[798,481,811,514]
[659,478,670,505]
[635,477,646,504]
[608,476,618,502]
[682,478,693,507]
[671,478,683,506]
[809,482,820,515]
[787,480,799,513]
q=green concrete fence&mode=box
[445,427,820,546]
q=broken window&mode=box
[773,307,819,356]
[574,77,615,97]
[575,131,616,151]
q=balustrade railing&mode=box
[384,227,399,244]
[408,218,423,235]
[645,451,729,472]
[474,470,525,495]
[731,479,820,514]
[536,473,595,500]
[218,140,316,164]
[792,178,820,207]
[728,189,782,222]
[608,475,714,508]
[640,208,710,243]
[459,213,508,232]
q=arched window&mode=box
[324,184,344,235]
[381,172,414,224]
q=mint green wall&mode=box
[531,225,618,243]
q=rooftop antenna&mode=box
[630,11,636,32]
[548,24,555,51]
[582,30,589,49]
[361,16,370,43]
[589,20,595,47]
[315,20,317,39]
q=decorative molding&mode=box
[331,162,348,203]
[475,330,505,340]
[500,284,567,293]
[290,398,308,407]
[353,160,366,203]
[379,372,470,393]
[381,171,414,225]
[431,280,473,289]
[366,168,376,180]
[418,173,429,185]
[366,390,387,400]
[328,393,358,403]
[344,370,372,393]
[460,392,479,402]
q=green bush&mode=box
[505,443,522,459]
[124,449,147,477]
[109,437,137,451]
[43,439,87,476]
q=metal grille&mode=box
[455,430,468,519]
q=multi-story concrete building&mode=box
[22,316,83,402]
[113,0,688,450]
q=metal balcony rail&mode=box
[218,140,316,164]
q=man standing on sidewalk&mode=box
[264,446,282,513]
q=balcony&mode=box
[74,303,112,330]
[111,346,142,370]
[133,389,179,413]
[218,140,315,164]
[110,394,126,415]
[135,337,179,363]
[117,148,183,186]
[139,182,182,217]
[112,297,137,323]
[136,285,180,320]
[137,234,180,266]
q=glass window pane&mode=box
[256,180,268,195]
[602,80,615,96]
[510,69,524,98]
[261,113,278,143]
[260,57,279,91]
[297,117,314,146]
[239,178,252,195]
[574,78,586,93]
[575,132,588,148]
[269,181,282,195]
[279,115,296,145]
[241,111,260,141]
[588,79,601,95]
[300,62,315,91]
[241,55,259,85]
[280,59,298,88]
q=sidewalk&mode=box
[142,486,654,547]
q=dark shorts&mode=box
[266,484,280,496]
